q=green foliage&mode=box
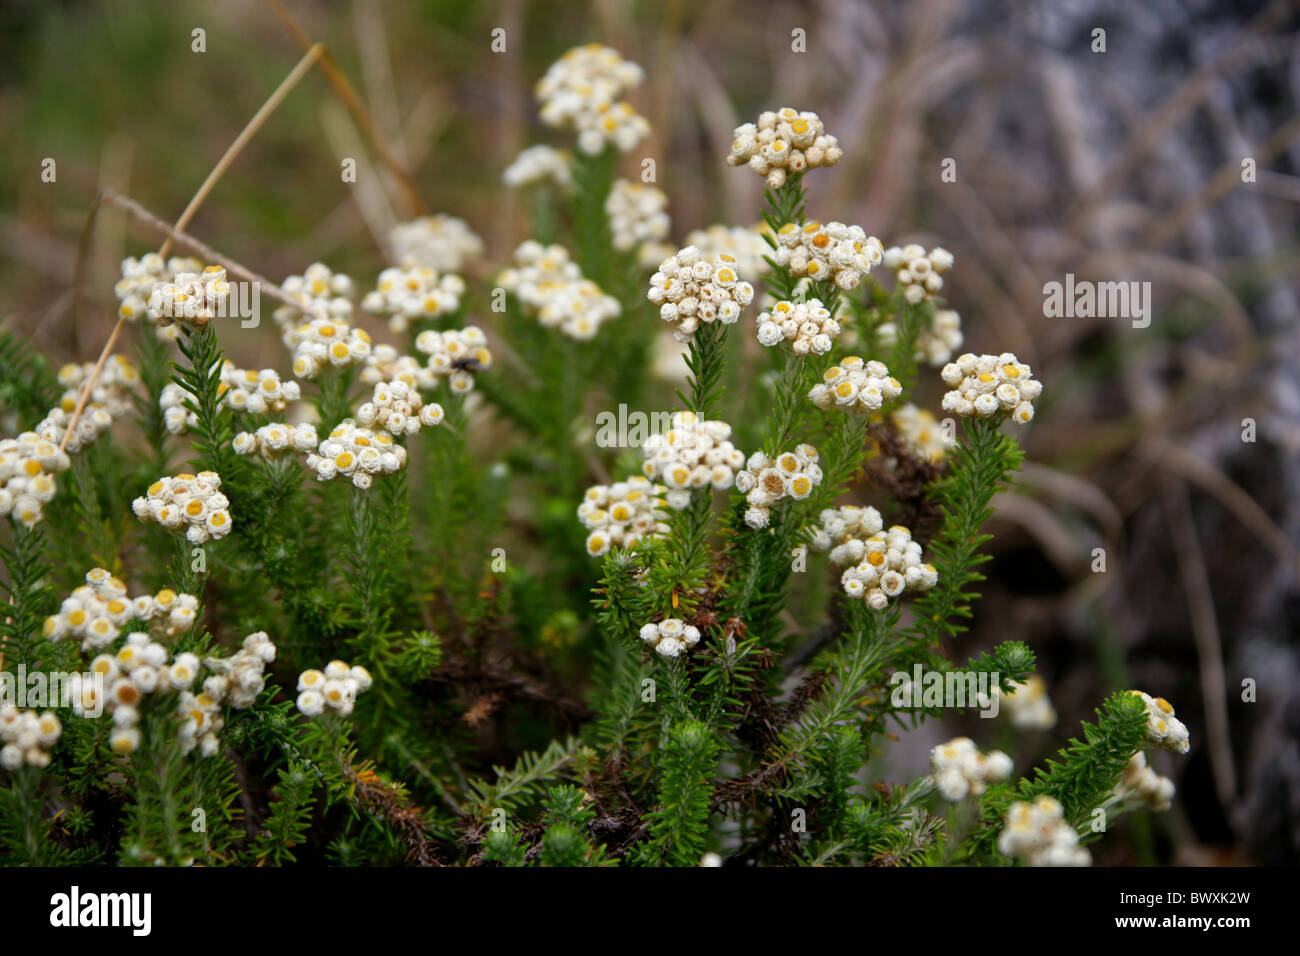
[647,719,719,865]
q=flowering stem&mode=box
[175,324,236,479]
[315,368,356,432]
[571,147,617,288]
[906,416,1024,647]
[680,320,728,418]
[886,298,928,396]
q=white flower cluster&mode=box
[809,357,902,413]
[999,675,1057,730]
[535,45,650,155]
[389,215,484,273]
[735,446,823,529]
[146,265,231,330]
[929,736,1013,801]
[56,357,139,418]
[89,637,200,755]
[837,521,937,609]
[1113,752,1175,812]
[640,411,745,509]
[606,179,670,254]
[1130,690,1191,755]
[503,145,573,190]
[0,707,61,770]
[878,308,963,366]
[233,422,319,459]
[413,326,493,394]
[638,618,702,659]
[296,660,373,717]
[755,298,840,355]
[114,253,204,335]
[577,476,669,557]
[132,472,232,544]
[683,224,772,280]
[361,345,435,391]
[940,352,1042,424]
[287,318,373,379]
[0,433,71,528]
[774,221,884,292]
[34,356,141,453]
[356,379,444,437]
[726,108,844,189]
[892,404,949,464]
[647,246,755,343]
[306,421,407,489]
[161,364,301,435]
[808,504,882,562]
[997,796,1091,867]
[272,262,355,332]
[883,244,954,304]
[44,569,200,652]
[499,242,621,340]
[202,632,276,711]
[361,266,466,335]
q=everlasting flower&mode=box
[0,434,68,527]
[1130,690,1191,755]
[295,660,372,717]
[1112,752,1176,812]
[577,476,669,556]
[413,326,493,394]
[882,244,954,305]
[640,411,746,509]
[535,45,649,155]
[809,357,902,414]
[362,265,466,335]
[725,108,843,189]
[939,352,1042,424]
[499,241,620,340]
[818,513,936,610]
[774,220,883,292]
[389,215,484,273]
[55,357,139,419]
[891,404,949,464]
[503,145,573,191]
[0,706,61,769]
[131,472,231,544]
[733,445,823,529]
[355,378,444,437]
[878,308,963,366]
[647,246,755,343]
[998,675,1057,730]
[929,737,1012,801]
[361,345,436,392]
[43,569,201,652]
[146,265,231,330]
[114,253,205,339]
[232,422,319,459]
[271,262,354,333]
[286,317,373,380]
[305,420,407,488]
[606,179,671,254]
[161,362,301,435]
[683,224,772,280]
[638,618,702,658]
[755,298,840,356]
[997,796,1091,867]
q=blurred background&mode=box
[1,0,1297,865]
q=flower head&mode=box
[504,145,573,191]
[499,242,620,340]
[726,108,843,189]
[940,352,1042,424]
[638,618,702,658]
[287,317,372,380]
[929,736,1012,801]
[131,472,231,544]
[882,244,954,305]
[640,411,746,509]
[146,265,231,330]
[755,298,840,356]
[606,179,671,255]
[809,357,902,414]
[305,420,407,488]
[734,445,823,528]
[535,45,649,155]
[647,246,755,343]
[997,796,1091,866]
[578,476,669,556]
[774,221,883,292]
[1129,690,1191,755]
[389,216,483,273]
